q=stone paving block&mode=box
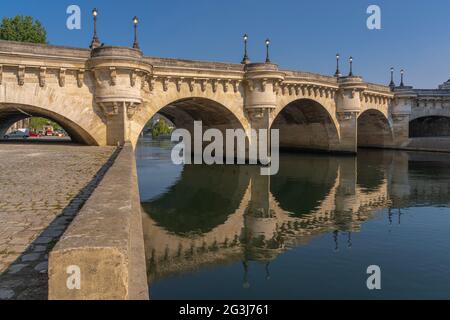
[0,289,15,300]
[8,264,28,275]
[21,253,41,262]
[34,262,48,274]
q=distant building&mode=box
[7,118,30,133]
[438,79,450,90]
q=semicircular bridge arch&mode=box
[0,103,99,145]
[0,85,106,145]
[132,89,250,146]
[357,108,394,148]
[271,98,340,152]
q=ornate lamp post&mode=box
[133,16,140,49]
[389,67,395,88]
[265,39,271,63]
[400,69,405,87]
[348,56,353,77]
[334,53,341,77]
[241,34,250,64]
[90,8,101,49]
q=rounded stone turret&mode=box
[244,63,285,113]
[336,76,367,115]
[87,46,153,145]
[88,46,152,106]
[392,86,416,118]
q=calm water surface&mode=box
[136,136,450,300]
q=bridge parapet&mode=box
[410,88,450,121]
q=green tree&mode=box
[151,119,173,138]
[0,16,47,43]
[29,117,62,132]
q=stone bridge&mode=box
[3,39,448,153]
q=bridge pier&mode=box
[334,76,367,153]
[244,63,284,160]
[391,87,415,148]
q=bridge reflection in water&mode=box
[136,138,450,299]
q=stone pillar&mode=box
[391,87,416,147]
[244,63,285,161]
[335,77,366,153]
[88,46,152,146]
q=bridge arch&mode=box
[409,116,450,138]
[357,109,394,148]
[271,98,340,152]
[410,108,450,122]
[133,91,249,146]
[0,84,106,145]
[0,103,98,145]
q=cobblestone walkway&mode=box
[0,143,115,300]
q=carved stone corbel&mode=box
[188,78,195,92]
[223,80,229,93]
[58,68,66,87]
[232,80,240,93]
[140,73,147,89]
[77,69,85,88]
[98,102,120,117]
[18,66,25,86]
[337,111,359,121]
[148,76,156,91]
[126,102,141,118]
[162,77,169,92]
[261,79,267,92]
[212,79,219,93]
[175,78,183,92]
[38,67,46,87]
[246,80,254,92]
[247,108,268,120]
[295,85,301,96]
[130,69,138,87]
[301,86,306,96]
[288,85,294,96]
[273,80,281,94]
[110,67,117,86]
[197,79,206,92]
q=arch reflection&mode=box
[141,151,399,283]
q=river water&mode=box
[136,136,450,300]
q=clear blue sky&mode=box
[2,0,450,88]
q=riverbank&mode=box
[0,143,115,300]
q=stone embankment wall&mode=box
[48,143,148,300]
